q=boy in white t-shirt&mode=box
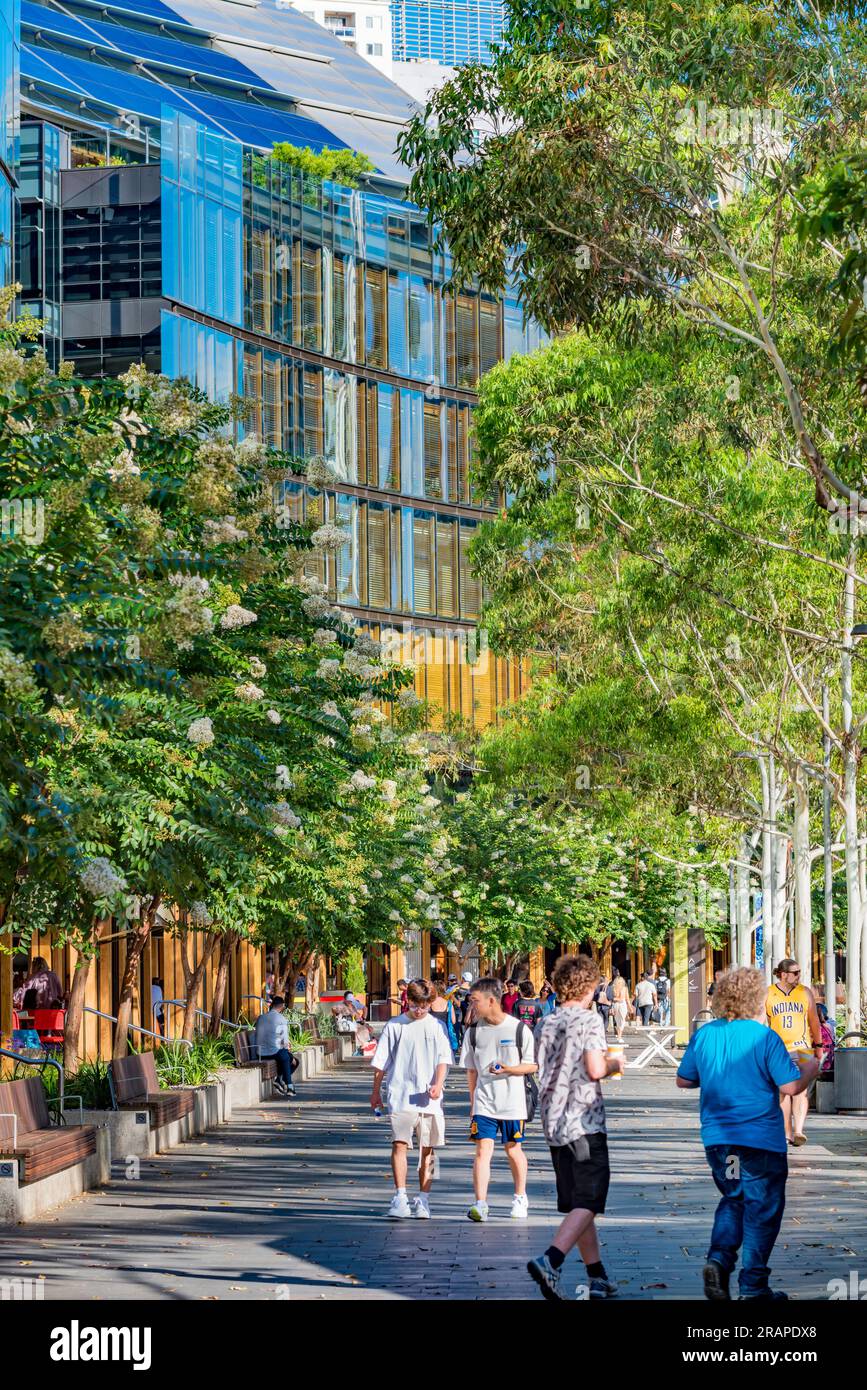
[370,977,451,1220]
[458,977,538,1223]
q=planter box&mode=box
[0,1126,110,1224]
[296,1043,326,1081]
[189,1082,224,1135]
[215,1065,261,1118]
[80,1083,222,1159]
[80,1103,192,1159]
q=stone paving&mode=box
[2,1037,866,1301]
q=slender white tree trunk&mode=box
[773,828,789,968]
[771,769,789,969]
[759,760,774,982]
[736,836,752,967]
[792,766,812,985]
[842,545,862,1031]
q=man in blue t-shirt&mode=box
[676,966,818,1302]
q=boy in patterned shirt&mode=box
[527,955,623,1301]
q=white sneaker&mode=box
[467,1200,489,1223]
[387,1193,412,1219]
[412,1195,431,1219]
[510,1193,529,1220]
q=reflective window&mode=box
[377,384,399,490]
[160,108,243,327]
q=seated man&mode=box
[338,989,372,1053]
[253,995,297,1097]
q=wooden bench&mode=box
[109,1053,195,1125]
[233,1030,277,1080]
[0,1078,97,1185]
[304,1014,339,1057]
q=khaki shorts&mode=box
[390,1110,446,1149]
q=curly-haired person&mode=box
[677,965,818,1302]
[527,954,623,1302]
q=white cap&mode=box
[461,971,473,983]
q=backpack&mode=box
[469,1021,539,1123]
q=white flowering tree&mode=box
[0,316,453,1062]
[252,689,457,1004]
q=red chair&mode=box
[31,1009,65,1048]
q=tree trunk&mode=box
[275,945,313,1006]
[64,917,105,1073]
[209,931,239,1036]
[180,929,219,1040]
[792,766,813,985]
[113,896,160,1058]
[759,760,774,982]
[305,953,321,1014]
[771,769,789,970]
[861,810,867,1024]
[736,834,753,967]
[842,547,863,1033]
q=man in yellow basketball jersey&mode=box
[766,960,823,1146]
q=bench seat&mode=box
[124,1090,195,1124]
[0,1078,98,1185]
[110,1052,196,1124]
[2,1125,98,1185]
[234,1030,277,1079]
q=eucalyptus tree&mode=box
[400,0,867,1021]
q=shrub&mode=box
[315,1008,336,1039]
[271,142,374,188]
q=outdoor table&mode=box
[628,1027,680,1069]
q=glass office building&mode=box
[391,0,504,64]
[13,0,538,725]
[0,0,20,287]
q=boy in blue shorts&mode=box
[459,977,538,1222]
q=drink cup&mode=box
[606,1043,625,1080]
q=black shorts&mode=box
[549,1133,610,1215]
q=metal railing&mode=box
[83,1006,192,1049]
[0,1047,65,1119]
[160,1001,243,1033]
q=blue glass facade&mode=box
[13,0,534,722]
[161,109,243,329]
[392,0,504,64]
[161,309,244,405]
[0,0,20,286]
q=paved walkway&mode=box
[2,1043,866,1301]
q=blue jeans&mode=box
[705,1145,788,1296]
[262,1047,295,1087]
[659,997,671,1025]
